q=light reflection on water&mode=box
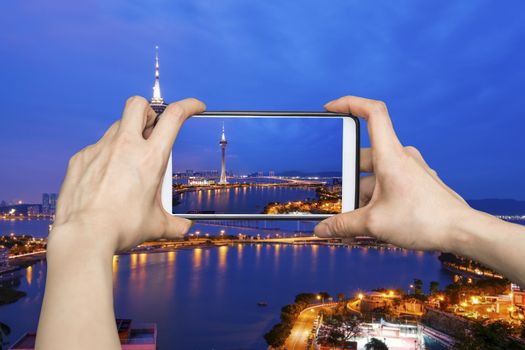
[1,245,452,349]
[174,186,317,214]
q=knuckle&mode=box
[329,216,346,236]
[370,100,388,115]
[126,95,148,107]
[404,146,421,158]
[165,103,185,116]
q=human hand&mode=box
[315,96,472,252]
[48,96,205,256]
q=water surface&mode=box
[1,245,452,349]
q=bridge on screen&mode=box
[195,219,318,234]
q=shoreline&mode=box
[3,239,411,271]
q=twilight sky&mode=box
[1,1,524,202]
[173,117,343,175]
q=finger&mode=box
[163,216,193,239]
[150,98,206,157]
[359,175,375,207]
[119,96,157,136]
[142,108,159,140]
[360,148,373,173]
[314,207,370,238]
[325,96,402,156]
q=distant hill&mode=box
[277,170,342,177]
[467,199,525,216]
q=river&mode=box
[0,218,453,349]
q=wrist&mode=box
[47,221,117,262]
[446,207,497,257]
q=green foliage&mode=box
[453,320,525,350]
[318,328,347,347]
[429,281,440,295]
[318,312,362,346]
[413,279,424,296]
[444,278,509,305]
[294,293,316,305]
[265,293,319,347]
[318,291,330,300]
[280,304,302,323]
[264,322,291,348]
[365,337,389,350]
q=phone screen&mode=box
[171,115,346,216]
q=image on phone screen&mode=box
[171,115,346,216]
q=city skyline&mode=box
[2,1,525,202]
[172,116,343,176]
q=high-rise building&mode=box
[149,46,168,115]
[50,193,57,209]
[219,124,228,184]
[0,246,9,268]
[42,193,57,216]
[42,193,50,215]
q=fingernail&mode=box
[314,222,332,238]
[323,99,337,108]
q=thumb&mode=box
[163,215,193,239]
[314,207,369,238]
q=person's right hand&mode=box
[314,96,472,252]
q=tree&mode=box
[337,293,346,302]
[280,304,302,323]
[264,323,290,348]
[453,320,525,350]
[429,281,440,295]
[318,328,348,347]
[318,291,330,301]
[413,279,423,296]
[318,313,362,346]
[365,337,388,350]
[0,322,11,350]
[294,293,316,306]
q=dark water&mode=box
[1,244,452,349]
[174,185,318,214]
[0,219,52,237]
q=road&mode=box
[284,304,336,350]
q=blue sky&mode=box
[1,0,524,202]
[173,117,343,174]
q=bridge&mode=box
[173,176,326,195]
[194,219,318,233]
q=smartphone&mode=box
[161,111,359,220]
